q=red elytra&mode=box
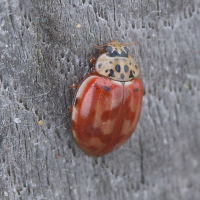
[70,41,143,157]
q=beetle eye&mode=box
[124,47,129,53]
[105,46,113,53]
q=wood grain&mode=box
[0,0,199,199]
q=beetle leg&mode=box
[99,49,105,53]
[67,105,73,114]
[93,44,106,53]
[68,84,78,89]
[90,55,96,65]
[91,67,96,73]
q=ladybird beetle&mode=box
[70,41,143,157]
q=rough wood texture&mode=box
[0,0,200,199]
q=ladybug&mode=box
[70,41,143,157]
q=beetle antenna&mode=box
[93,44,109,49]
[93,40,117,48]
[121,41,139,46]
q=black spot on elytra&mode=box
[108,69,115,77]
[75,98,78,106]
[135,65,138,69]
[124,65,129,73]
[98,63,102,68]
[120,73,125,79]
[102,86,110,91]
[115,64,121,72]
[133,71,135,74]
[129,70,134,78]
[105,70,108,73]
[134,88,139,92]
[129,62,131,65]
[109,61,113,64]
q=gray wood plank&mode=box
[0,0,200,199]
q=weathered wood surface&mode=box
[0,0,200,199]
